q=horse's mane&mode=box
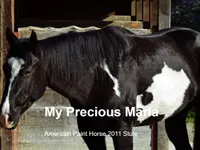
[37,26,133,82]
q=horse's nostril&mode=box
[7,114,13,122]
[0,113,15,129]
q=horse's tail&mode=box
[193,97,200,150]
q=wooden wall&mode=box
[0,0,18,150]
[131,0,158,29]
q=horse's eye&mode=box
[23,68,32,76]
[20,65,24,70]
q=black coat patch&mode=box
[141,92,153,106]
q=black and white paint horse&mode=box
[0,25,200,150]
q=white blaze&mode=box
[101,61,121,97]
[136,62,191,122]
[1,57,25,115]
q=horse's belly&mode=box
[135,62,191,123]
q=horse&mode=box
[0,25,200,150]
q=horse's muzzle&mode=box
[0,114,15,129]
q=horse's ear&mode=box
[30,30,38,55]
[30,30,37,43]
[6,27,18,45]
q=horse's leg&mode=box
[165,106,192,150]
[77,116,107,150]
[193,95,200,150]
[111,120,133,150]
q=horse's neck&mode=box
[37,29,123,106]
[46,71,95,107]
[40,45,95,106]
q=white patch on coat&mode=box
[1,57,25,115]
[101,61,121,97]
[136,62,190,122]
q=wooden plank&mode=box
[157,0,171,150]
[143,0,150,22]
[0,0,19,150]
[2,129,18,150]
[151,124,158,150]
[150,0,158,31]
[158,0,171,29]
[99,11,115,21]
[131,0,137,20]
[136,0,143,21]
[149,0,159,150]
[103,15,131,21]
[143,0,150,28]
[11,0,15,31]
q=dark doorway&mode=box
[15,0,132,30]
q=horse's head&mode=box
[0,28,47,129]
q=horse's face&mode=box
[0,28,47,129]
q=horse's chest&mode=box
[136,63,191,123]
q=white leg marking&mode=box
[1,57,25,115]
[101,61,121,97]
[136,62,191,122]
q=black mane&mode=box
[36,26,134,82]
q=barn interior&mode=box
[15,0,133,30]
